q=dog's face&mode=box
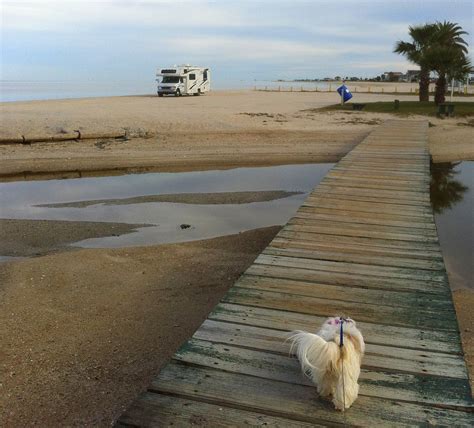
[318,317,364,355]
[320,317,356,337]
[325,316,355,327]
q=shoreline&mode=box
[2,82,472,105]
[1,92,472,181]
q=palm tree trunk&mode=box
[434,73,447,105]
[418,68,430,102]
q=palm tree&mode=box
[430,161,468,214]
[394,24,437,102]
[427,21,470,105]
[426,47,471,104]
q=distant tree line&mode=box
[394,21,471,104]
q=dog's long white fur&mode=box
[288,317,365,410]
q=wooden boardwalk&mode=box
[118,120,473,426]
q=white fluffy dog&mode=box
[289,317,365,410]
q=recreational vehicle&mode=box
[156,65,210,97]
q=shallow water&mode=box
[0,163,333,250]
[2,161,472,291]
[431,161,473,290]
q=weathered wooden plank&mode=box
[290,216,438,237]
[246,264,448,294]
[303,197,433,216]
[316,184,431,201]
[224,288,457,331]
[150,363,473,426]
[335,163,428,172]
[255,254,447,283]
[276,231,443,256]
[344,150,428,156]
[316,181,431,195]
[176,337,472,407]
[332,165,428,176]
[296,207,436,229]
[305,191,432,208]
[209,303,463,354]
[343,154,428,163]
[117,393,321,427]
[323,177,428,192]
[322,179,428,192]
[285,222,439,243]
[306,195,432,213]
[268,240,445,269]
[341,151,428,159]
[236,275,453,310]
[336,161,428,172]
[310,189,430,206]
[329,170,429,180]
[328,170,430,184]
[286,220,438,241]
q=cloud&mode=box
[151,35,389,61]
[1,0,472,82]
[1,1,248,31]
[351,60,416,71]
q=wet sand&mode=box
[0,219,150,257]
[453,289,474,396]
[35,190,303,208]
[0,226,281,427]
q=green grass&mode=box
[319,101,474,117]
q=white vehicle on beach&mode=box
[156,65,210,97]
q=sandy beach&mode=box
[1,90,473,425]
[1,90,472,180]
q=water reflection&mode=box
[0,163,333,251]
[430,161,468,214]
[431,161,473,290]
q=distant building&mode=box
[381,70,420,82]
[403,70,420,82]
[468,71,474,85]
[382,71,404,82]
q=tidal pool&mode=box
[431,161,473,290]
[0,163,333,253]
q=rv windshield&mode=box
[162,76,180,84]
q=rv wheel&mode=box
[158,93,163,97]
[175,89,181,97]
[194,89,201,96]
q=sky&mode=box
[1,0,473,87]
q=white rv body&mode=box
[156,65,211,97]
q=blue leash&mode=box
[339,317,345,347]
[339,317,347,415]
